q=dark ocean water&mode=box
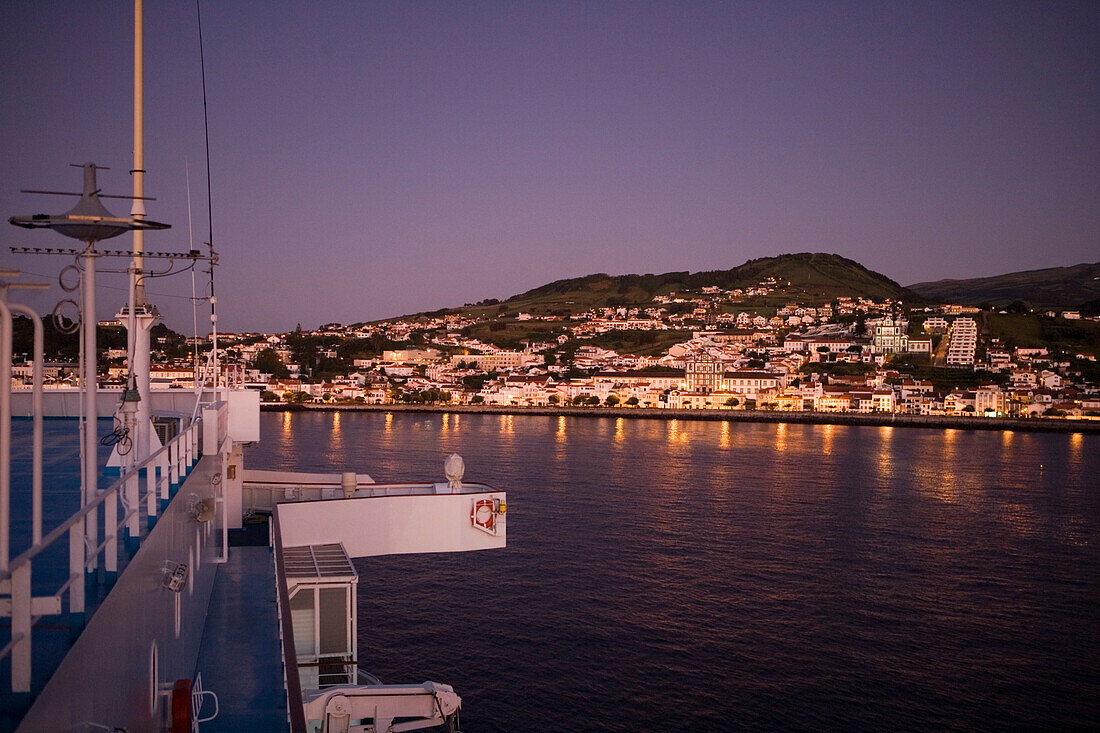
[248,411,1100,732]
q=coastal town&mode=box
[11,276,1099,421]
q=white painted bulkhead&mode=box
[275,493,507,559]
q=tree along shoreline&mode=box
[260,403,1099,434]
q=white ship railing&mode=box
[0,417,201,693]
[243,479,500,515]
[270,507,310,733]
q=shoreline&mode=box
[260,403,1099,434]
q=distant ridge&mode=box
[907,262,1100,310]
[469,253,920,316]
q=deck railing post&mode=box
[105,490,118,576]
[69,522,85,625]
[8,303,45,547]
[147,461,158,521]
[185,427,194,467]
[158,451,169,501]
[169,440,179,490]
[84,504,97,574]
[178,435,187,479]
[79,249,99,573]
[12,562,32,692]
[126,471,140,541]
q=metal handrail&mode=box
[6,303,43,547]
[242,481,499,516]
[271,506,309,733]
[0,418,201,694]
[0,420,200,584]
[243,480,498,495]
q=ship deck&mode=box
[2,416,291,731]
[196,541,288,731]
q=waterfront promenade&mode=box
[262,403,1100,434]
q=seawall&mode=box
[260,403,1099,434]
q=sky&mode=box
[2,1,1097,335]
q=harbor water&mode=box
[248,411,1099,731]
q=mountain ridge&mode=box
[431,253,922,320]
[514,252,915,302]
[907,262,1100,310]
[395,254,1097,324]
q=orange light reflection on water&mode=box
[720,421,730,449]
[931,428,960,503]
[667,419,690,446]
[775,422,787,453]
[875,425,894,484]
[999,431,1014,483]
[1070,432,1082,461]
[329,411,343,456]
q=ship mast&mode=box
[120,0,160,465]
[132,0,146,304]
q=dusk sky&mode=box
[2,1,1097,334]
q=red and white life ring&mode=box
[471,499,495,532]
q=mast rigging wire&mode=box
[195,0,219,408]
[196,0,215,284]
[187,162,200,377]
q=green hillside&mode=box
[907,262,1100,310]
[446,253,919,319]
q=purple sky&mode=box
[3,1,1097,334]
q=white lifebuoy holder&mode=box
[471,499,496,534]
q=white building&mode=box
[449,350,538,370]
[720,370,781,396]
[945,318,978,366]
[872,314,908,355]
[685,351,724,394]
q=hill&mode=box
[445,253,920,320]
[907,262,1100,311]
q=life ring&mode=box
[171,678,192,733]
[471,499,495,531]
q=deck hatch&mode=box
[283,543,356,581]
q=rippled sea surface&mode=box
[248,411,1099,731]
